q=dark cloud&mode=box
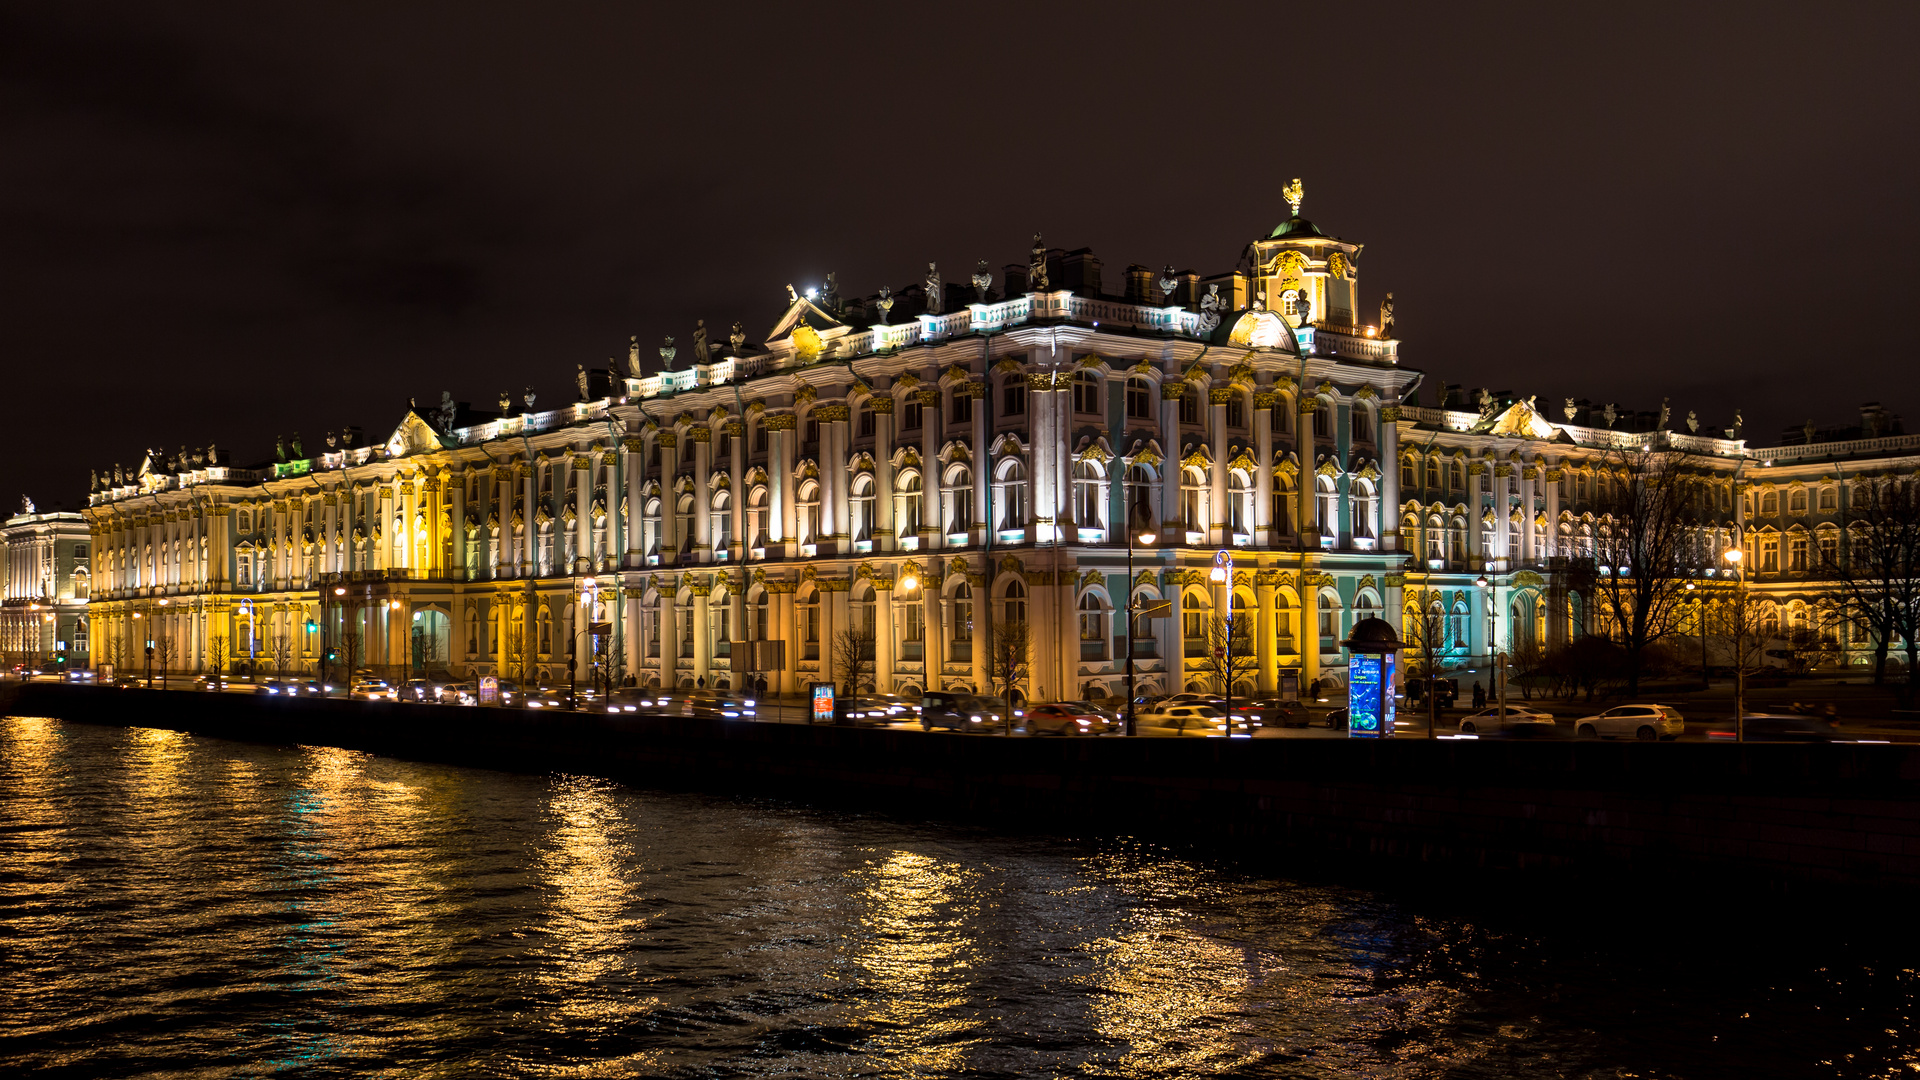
[0,1,1915,502]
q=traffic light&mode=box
[325,649,337,662]
[306,620,318,633]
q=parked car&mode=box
[1573,704,1685,741]
[1457,705,1558,736]
[919,692,1016,732]
[1060,700,1121,729]
[1135,703,1233,737]
[1025,703,1111,736]
[1708,714,1841,742]
[1323,707,1350,730]
[443,682,478,705]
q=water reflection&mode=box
[850,850,980,1072]
[5,714,1920,1079]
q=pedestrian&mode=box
[697,676,706,689]
[1472,681,1486,709]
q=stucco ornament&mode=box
[1328,251,1349,279]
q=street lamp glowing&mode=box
[334,587,346,596]
[389,600,402,611]
[1723,548,1742,564]
[899,570,917,593]
[1138,531,1154,546]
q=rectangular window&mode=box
[1226,396,1245,428]
[904,605,924,642]
[1789,535,1808,571]
[1126,380,1151,419]
[805,416,819,445]
[1003,381,1026,416]
[754,424,768,452]
[1761,536,1779,572]
[1351,409,1371,442]
[1179,391,1199,425]
[903,399,922,430]
[952,393,972,424]
[858,409,875,437]
[1819,535,1838,568]
[1313,406,1332,439]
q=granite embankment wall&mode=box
[12,682,1920,893]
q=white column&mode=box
[625,438,646,565]
[1467,462,1485,569]
[970,387,989,543]
[1159,380,1182,541]
[693,431,712,562]
[574,454,592,572]
[1254,392,1274,545]
[728,422,745,560]
[876,583,895,692]
[1380,406,1401,552]
[875,399,895,549]
[1209,387,1228,545]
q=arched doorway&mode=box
[411,609,452,677]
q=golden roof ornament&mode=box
[1282,177,1304,217]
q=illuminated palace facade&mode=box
[78,194,1911,699]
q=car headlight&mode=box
[970,714,983,722]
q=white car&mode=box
[1135,703,1232,737]
[1574,704,1684,741]
[1457,705,1557,735]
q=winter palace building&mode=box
[76,192,1916,699]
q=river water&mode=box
[1,714,1915,1079]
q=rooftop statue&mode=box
[290,432,304,458]
[326,431,338,449]
[437,391,457,433]
[925,263,942,315]
[499,390,513,413]
[1029,233,1049,290]
[1282,177,1305,216]
[628,334,642,378]
[1477,388,1495,416]
[576,363,591,400]
[276,435,287,462]
[1380,292,1395,336]
[875,285,894,325]
[1196,284,1224,335]
[206,443,217,464]
[971,259,992,302]
[729,321,745,355]
[659,336,676,367]
[786,284,798,304]
[1659,398,1671,429]
[1564,397,1577,421]
[91,469,99,492]
[693,319,710,364]
[1603,403,1618,428]
[523,387,536,411]
[20,495,34,515]
[1687,410,1699,434]
[1159,265,1179,303]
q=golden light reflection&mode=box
[536,774,648,1020]
[850,850,980,1072]
[122,725,191,805]
[1085,907,1260,1073]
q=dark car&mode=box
[1710,714,1841,742]
[1406,677,1458,708]
[1323,707,1350,730]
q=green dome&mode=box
[1269,216,1326,239]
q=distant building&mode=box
[3,499,91,673]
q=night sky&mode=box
[3,2,1914,510]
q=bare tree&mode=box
[207,634,228,678]
[1589,445,1715,695]
[1201,614,1259,698]
[1814,476,1920,699]
[987,620,1032,730]
[271,633,293,678]
[1401,588,1451,737]
[154,634,178,689]
[831,627,874,711]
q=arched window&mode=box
[1181,467,1207,532]
[1318,593,1338,639]
[676,492,695,557]
[1183,592,1207,642]
[798,587,820,660]
[1313,402,1333,439]
[1003,578,1027,624]
[1401,458,1417,489]
[1073,371,1100,414]
[797,480,821,544]
[1425,458,1440,489]
[1274,594,1294,646]
[1228,471,1252,537]
[998,459,1028,530]
[850,474,875,542]
[946,465,973,533]
[896,472,922,538]
[1124,464,1156,531]
[1351,478,1376,541]
[951,582,973,660]
[1449,460,1464,490]
[1126,378,1152,419]
[1789,488,1808,514]
[1761,489,1780,515]
[237,510,251,534]
[1819,486,1838,512]
[644,496,663,558]
[747,486,768,551]
[711,489,731,552]
[1078,593,1107,659]
[850,582,876,640]
[1316,476,1338,539]
[1073,459,1104,531]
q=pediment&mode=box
[386,411,448,457]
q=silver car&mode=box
[1574,704,1684,741]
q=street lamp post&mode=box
[1209,549,1235,736]
[898,568,921,703]
[1725,547,1746,741]
[134,610,149,689]
[1686,581,1708,687]
[1475,574,1498,709]
[1125,517,1154,737]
